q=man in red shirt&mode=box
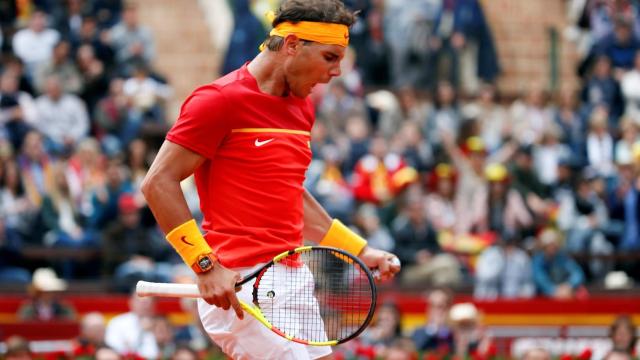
[141,0,400,358]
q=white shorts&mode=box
[198,262,332,360]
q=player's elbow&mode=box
[141,172,163,202]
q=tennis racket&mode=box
[137,246,394,346]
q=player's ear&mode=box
[284,34,301,55]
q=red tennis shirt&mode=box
[166,64,315,268]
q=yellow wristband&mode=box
[166,219,214,267]
[319,219,368,255]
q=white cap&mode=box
[31,268,67,292]
[449,302,479,323]
[604,271,634,290]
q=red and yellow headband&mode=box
[262,19,350,50]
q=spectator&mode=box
[76,44,110,114]
[582,56,624,121]
[221,0,266,75]
[4,336,32,360]
[319,79,368,139]
[122,63,171,129]
[586,106,615,178]
[411,288,454,352]
[71,15,115,69]
[34,40,83,95]
[102,192,171,289]
[17,267,76,321]
[425,81,462,147]
[621,50,640,120]
[614,118,639,165]
[352,203,395,252]
[351,134,418,205]
[608,315,638,356]
[424,163,458,232]
[65,138,106,215]
[392,191,462,287]
[462,83,509,152]
[392,120,433,172]
[72,312,107,358]
[554,85,586,159]
[89,158,132,229]
[469,163,533,235]
[557,170,614,279]
[383,337,418,360]
[360,302,403,352]
[94,346,122,360]
[0,70,38,151]
[532,228,586,299]
[172,346,199,360]
[449,302,494,359]
[474,230,535,299]
[17,130,55,209]
[521,347,552,360]
[153,316,176,359]
[105,292,159,359]
[94,77,137,153]
[593,16,640,74]
[510,83,555,145]
[108,3,155,71]
[11,10,60,76]
[305,144,354,222]
[0,159,39,239]
[0,215,30,283]
[41,164,97,250]
[533,126,573,186]
[34,75,90,154]
[430,0,500,93]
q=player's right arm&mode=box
[141,140,244,319]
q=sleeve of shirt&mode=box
[166,85,229,159]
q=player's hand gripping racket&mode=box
[137,246,397,346]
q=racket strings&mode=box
[255,248,374,343]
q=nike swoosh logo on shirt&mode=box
[255,138,275,147]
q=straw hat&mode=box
[31,268,67,292]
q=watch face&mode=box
[199,256,212,270]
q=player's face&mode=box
[285,42,344,97]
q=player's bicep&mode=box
[148,140,206,182]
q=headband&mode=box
[261,20,349,50]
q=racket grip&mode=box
[136,281,201,298]
[372,256,401,279]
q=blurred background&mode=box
[0,0,639,359]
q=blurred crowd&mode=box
[0,0,638,359]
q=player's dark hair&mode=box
[264,0,356,51]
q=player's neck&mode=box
[247,52,291,97]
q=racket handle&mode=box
[136,281,201,298]
[372,256,401,279]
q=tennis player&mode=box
[141,0,401,358]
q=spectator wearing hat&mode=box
[532,228,586,299]
[449,302,494,359]
[17,267,76,321]
[469,163,533,235]
[424,163,458,232]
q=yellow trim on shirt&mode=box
[231,128,311,136]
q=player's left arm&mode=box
[302,188,401,280]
